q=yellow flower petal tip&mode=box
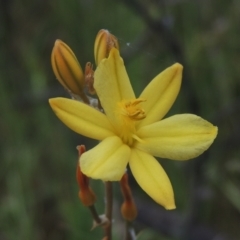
[173,63,183,77]
[165,203,176,210]
[172,62,183,71]
[49,98,58,110]
[109,47,120,58]
[49,98,65,112]
[137,114,218,161]
[167,63,183,84]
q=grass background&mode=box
[1,0,240,239]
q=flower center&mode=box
[120,98,146,120]
[117,98,146,146]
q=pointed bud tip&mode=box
[54,39,62,45]
[76,145,86,156]
[52,39,66,52]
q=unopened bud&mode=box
[84,62,96,95]
[76,145,96,206]
[51,40,89,103]
[120,173,137,221]
[78,188,96,207]
[94,29,119,66]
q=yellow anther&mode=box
[117,98,146,145]
[120,99,146,121]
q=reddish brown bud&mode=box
[120,173,137,221]
[84,62,96,95]
[78,188,96,207]
[76,145,96,206]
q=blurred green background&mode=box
[1,0,240,239]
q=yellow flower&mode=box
[49,48,218,209]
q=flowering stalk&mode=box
[49,29,218,239]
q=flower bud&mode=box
[84,62,95,95]
[76,145,96,206]
[120,173,137,221]
[51,40,89,103]
[78,188,96,207]
[94,29,119,66]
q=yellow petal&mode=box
[94,48,135,126]
[80,136,131,181]
[49,98,114,140]
[137,63,182,128]
[136,114,218,160]
[129,149,175,209]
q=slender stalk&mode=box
[88,205,102,224]
[104,181,113,240]
[124,221,131,240]
[124,221,136,240]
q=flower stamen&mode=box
[116,98,146,146]
[120,98,146,121]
